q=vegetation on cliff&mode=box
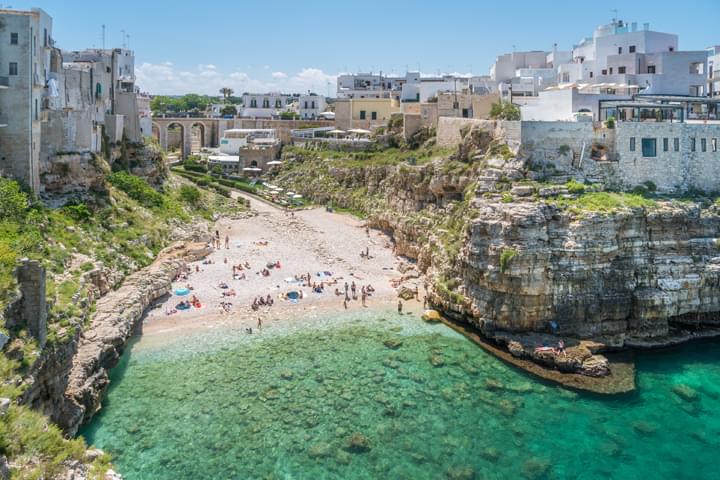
[0,170,242,478]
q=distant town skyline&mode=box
[9,0,720,95]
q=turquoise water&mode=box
[81,311,720,479]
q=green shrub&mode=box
[566,179,586,194]
[179,185,201,205]
[0,178,30,221]
[605,116,616,129]
[501,193,513,203]
[107,172,165,208]
[499,248,518,273]
[62,202,92,222]
[489,102,521,121]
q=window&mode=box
[561,72,570,82]
[311,101,315,109]
[647,65,656,74]
[701,138,707,152]
[250,99,257,108]
[304,101,308,108]
[618,47,622,54]
[712,138,717,152]
[589,71,593,78]
[359,110,366,120]
[663,138,669,152]
[641,138,657,157]
[9,62,17,76]
[602,69,607,75]
[629,45,636,53]
[43,28,47,47]
[462,108,469,118]
[10,32,18,45]
[669,46,674,52]
[691,138,696,152]
[34,99,38,120]
[609,67,613,74]
[618,66,626,74]
[275,99,282,108]
[371,111,377,120]
[262,99,269,108]
[629,137,636,151]
[674,138,680,152]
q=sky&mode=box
[8,0,720,96]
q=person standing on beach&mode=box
[398,300,403,314]
[225,236,229,249]
[343,299,348,309]
[258,317,262,329]
[361,292,367,307]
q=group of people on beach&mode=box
[251,295,274,310]
[336,281,375,309]
[211,230,230,250]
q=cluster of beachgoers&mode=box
[143,192,425,340]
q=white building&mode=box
[219,129,278,155]
[555,20,708,97]
[62,48,143,142]
[0,7,55,192]
[239,93,292,118]
[709,46,720,99]
[336,72,402,99]
[297,94,326,119]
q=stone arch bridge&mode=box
[151,117,335,158]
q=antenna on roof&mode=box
[121,29,126,48]
[611,9,618,23]
[126,34,130,50]
[101,24,106,49]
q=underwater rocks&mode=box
[344,432,372,453]
[672,384,700,402]
[383,339,403,349]
[446,465,476,480]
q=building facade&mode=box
[0,8,54,192]
[239,93,292,118]
[297,94,326,119]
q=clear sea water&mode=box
[80,310,720,479]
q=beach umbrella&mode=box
[287,191,295,196]
[348,128,371,135]
[293,194,303,199]
[275,187,284,192]
[267,160,283,165]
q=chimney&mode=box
[631,22,637,32]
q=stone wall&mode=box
[437,118,522,152]
[614,122,720,193]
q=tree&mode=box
[219,87,235,103]
[220,105,237,117]
[489,101,521,121]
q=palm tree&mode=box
[219,87,234,103]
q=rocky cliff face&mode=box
[459,201,720,343]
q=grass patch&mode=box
[552,192,657,213]
[499,248,518,273]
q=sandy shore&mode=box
[142,192,426,339]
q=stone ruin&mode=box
[3,259,47,348]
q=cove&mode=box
[80,311,720,479]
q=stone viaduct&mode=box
[151,117,334,158]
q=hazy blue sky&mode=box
[9,0,720,95]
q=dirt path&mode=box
[141,191,425,339]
